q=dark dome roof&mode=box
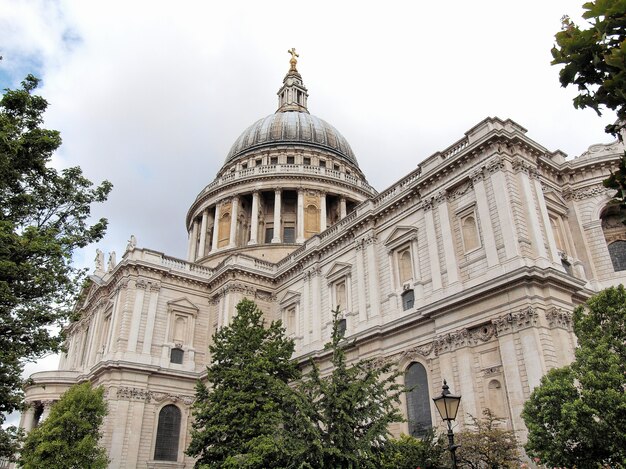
[225,111,358,166]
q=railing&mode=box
[196,164,377,201]
[161,255,213,277]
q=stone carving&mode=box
[492,306,538,335]
[95,249,105,273]
[512,157,539,178]
[448,180,474,200]
[400,323,496,360]
[126,234,137,251]
[563,183,612,201]
[486,156,505,173]
[107,251,116,272]
[545,307,573,329]
[483,365,502,376]
[116,386,195,405]
[116,387,151,401]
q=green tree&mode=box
[551,0,626,136]
[378,432,449,469]
[522,286,626,468]
[186,298,300,468]
[0,75,111,458]
[551,0,626,213]
[18,382,108,469]
[293,308,405,468]
[456,408,520,469]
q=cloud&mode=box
[0,0,618,392]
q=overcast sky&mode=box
[0,0,618,424]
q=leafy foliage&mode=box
[292,308,405,468]
[0,75,111,458]
[18,382,108,469]
[456,408,520,469]
[187,299,300,468]
[378,432,449,469]
[522,286,626,468]
[552,0,626,216]
[551,0,626,136]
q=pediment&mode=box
[544,191,569,215]
[325,261,352,283]
[279,290,301,307]
[383,226,418,250]
[167,297,199,316]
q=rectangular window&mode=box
[334,164,340,171]
[319,160,326,168]
[283,226,295,243]
[255,158,262,166]
[241,162,247,169]
[270,156,278,164]
[287,156,295,164]
[265,227,274,243]
[303,157,311,165]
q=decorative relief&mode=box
[483,365,502,377]
[400,323,496,360]
[115,386,195,405]
[486,156,505,174]
[545,307,573,329]
[492,306,538,335]
[512,158,539,178]
[448,180,474,200]
[563,183,613,201]
[116,387,151,401]
[470,170,484,184]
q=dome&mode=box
[225,111,358,166]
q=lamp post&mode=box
[432,380,461,469]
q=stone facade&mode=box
[21,59,626,468]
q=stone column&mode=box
[339,197,347,219]
[515,160,549,263]
[249,191,259,245]
[186,227,195,262]
[189,219,199,261]
[311,269,321,342]
[472,170,499,267]
[365,233,380,318]
[437,193,459,286]
[424,202,442,291]
[212,204,220,251]
[21,405,35,432]
[320,192,327,231]
[198,209,208,258]
[229,196,239,248]
[533,177,562,266]
[127,280,146,352]
[141,283,160,355]
[296,188,305,243]
[272,189,282,243]
[355,239,368,322]
[40,400,55,422]
[488,159,520,260]
[301,272,311,345]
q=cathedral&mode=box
[21,52,626,468]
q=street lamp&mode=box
[432,380,462,469]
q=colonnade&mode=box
[188,188,352,261]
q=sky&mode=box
[0,0,618,425]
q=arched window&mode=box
[401,289,414,311]
[399,249,413,284]
[462,215,480,252]
[601,205,626,271]
[608,240,626,271]
[170,348,184,364]
[405,362,432,437]
[154,405,181,461]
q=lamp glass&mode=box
[433,393,461,421]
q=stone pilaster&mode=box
[272,189,282,243]
[198,209,208,258]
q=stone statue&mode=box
[95,249,105,272]
[126,234,137,252]
[288,48,299,72]
[107,251,117,272]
